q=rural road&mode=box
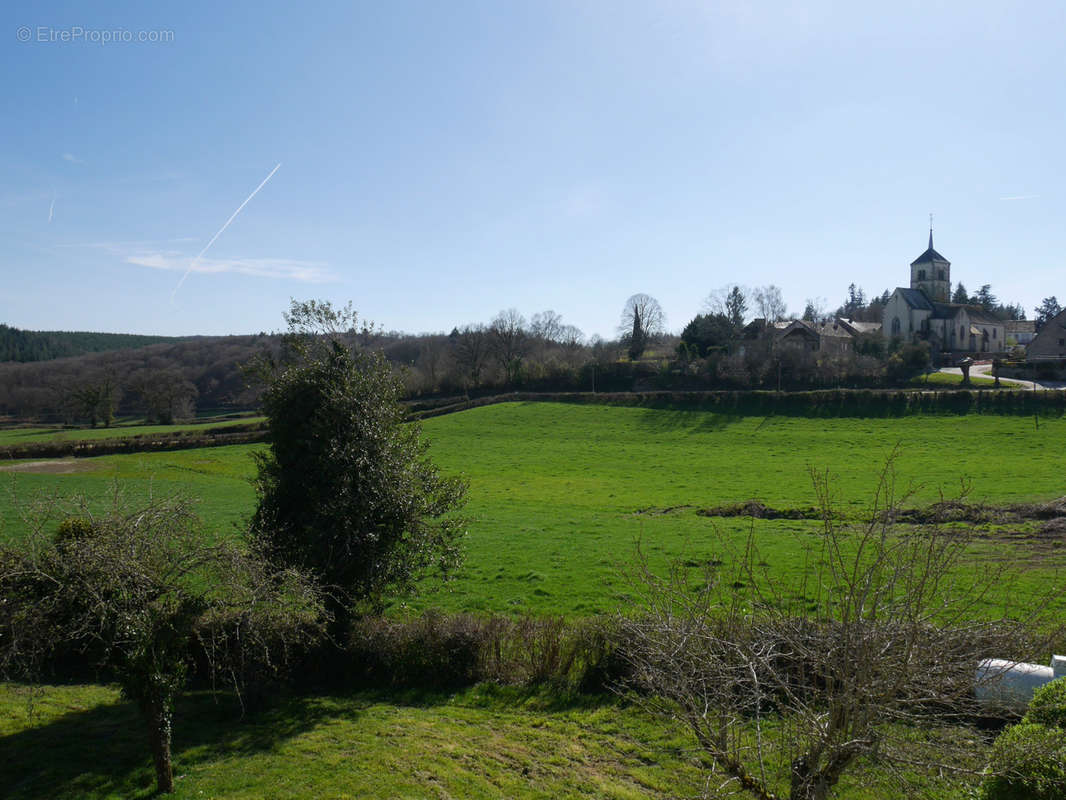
[936,362,1066,390]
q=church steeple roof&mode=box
[910,227,950,266]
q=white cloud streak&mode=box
[48,194,55,223]
[61,152,83,164]
[999,194,1040,201]
[171,162,282,301]
[131,252,332,282]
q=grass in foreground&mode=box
[0,681,991,800]
[0,682,706,800]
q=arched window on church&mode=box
[938,269,945,280]
[891,318,901,336]
[960,325,965,340]
[917,269,926,281]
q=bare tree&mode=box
[530,310,564,343]
[619,294,666,360]
[415,335,452,393]
[705,286,750,330]
[451,324,491,389]
[754,285,788,322]
[489,309,530,385]
[0,494,324,794]
[129,368,198,424]
[618,461,1055,800]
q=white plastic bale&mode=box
[975,657,1058,713]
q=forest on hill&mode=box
[0,324,188,363]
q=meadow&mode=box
[0,414,262,447]
[2,401,1063,616]
[2,401,1062,798]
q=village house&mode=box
[773,319,854,355]
[1027,308,1066,361]
[881,230,1006,355]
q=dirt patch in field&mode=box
[697,500,823,520]
[0,459,96,474]
[698,497,1066,528]
[631,505,693,516]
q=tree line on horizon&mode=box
[0,280,1054,425]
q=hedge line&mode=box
[5,389,1063,459]
[411,388,1066,420]
[0,423,268,460]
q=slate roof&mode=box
[966,306,1005,325]
[910,230,951,267]
[931,303,961,320]
[927,302,1004,324]
[897,288,934,310]
[837,319,882,335]
[808,321,853,339]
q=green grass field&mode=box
[0,682,989,800]
[2,402,1063,616]
[909,371,998,387]
[1,402,1057,798]
[0,415,263,447]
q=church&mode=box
[881,230,1005,355]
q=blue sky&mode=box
[2,1,1064,338]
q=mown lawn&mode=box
[0,682,989,800]
[1,402,1063,616]
[0,683,708,800]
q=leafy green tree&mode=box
[843,283,866,314]
[0,495,322,794]
[680,313,734,357]
[250,301,467,624]
[725,285,748,328]
[1035,296,1061,331]
[974,284,998,311]
[952,282,970,304]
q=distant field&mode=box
[910,371,998,387]
[0,415,263,447]
[2,402,1063,617]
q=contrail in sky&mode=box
[171,162,282,301]
[48,194,55,223]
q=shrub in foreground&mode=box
[983,677,1066,800]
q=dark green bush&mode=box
[982,722,1066,800]
[983,678,1066,799]
[1024,676,1066,728]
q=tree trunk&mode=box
[146,701,175,794]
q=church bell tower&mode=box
[909,225,950,302]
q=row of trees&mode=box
[1,278,1055,424]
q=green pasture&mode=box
[0,415,263,447]
[910,371,998,387]
[0,682,988,800]
[1,402,1063,617]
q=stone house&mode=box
[1027,308,1066,361]
[882,230,1005,355]
[774,320,854,356]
